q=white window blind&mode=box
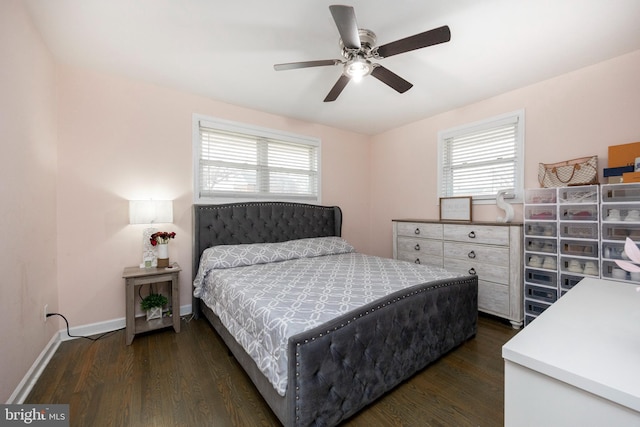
[438,110,524,202]
[195,116,320,203]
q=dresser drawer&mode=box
[444,241,509,267]
[397,236,443,257]
[444,258,510,285]
[444,224,510,246]
[396,222,443,239]
[396,251,443,267]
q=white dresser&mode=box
[502,278,640,426]
[393,219,524,328]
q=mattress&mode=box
[193,236,466,396]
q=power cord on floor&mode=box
[46,312,124,341]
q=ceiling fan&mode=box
[273,5,451,102]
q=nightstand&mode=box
[122,263,181,345]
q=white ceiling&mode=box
[23,0,640,135]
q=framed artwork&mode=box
[439,196,472,221]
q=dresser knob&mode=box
[414,244,421,251]
[415,258,421,264]
[468,231,476,238]
[414,228,421,235]
[468,268,477,275]
[468,251,476,259]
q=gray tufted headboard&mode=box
[192,202,342,280]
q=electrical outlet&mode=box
[44,304,48,322]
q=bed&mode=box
[192,202,477,427]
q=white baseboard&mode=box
[9,304,193,402]
[60,303,192,341]
[7,333,60,404]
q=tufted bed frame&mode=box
[192,202,478,426]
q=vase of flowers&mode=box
[150,231,176,268]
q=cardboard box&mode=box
[604,165,635,177]
[608,176,624,184]
[622,171,640,183]
[609,142,640,168]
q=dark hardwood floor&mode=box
[26,314,519,426]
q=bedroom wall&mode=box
[0,0,59,403]
[368,49,640,258]
[55,65,371,328]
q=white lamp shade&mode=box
[129,200,173,224]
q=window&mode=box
[193,115,320,203]
[438,110,524,203]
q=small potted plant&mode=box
[140,293,168,321]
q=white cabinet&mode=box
[393,220,523,328]
[502,278,640,426]
[600,183,640,283]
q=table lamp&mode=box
[129,200,173,268]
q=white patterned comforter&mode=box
[193,237,465,396]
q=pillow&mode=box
[276,236,355,259]
[193,237,355,295]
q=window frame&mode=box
[437,109,525,205]
[192,114,321,204]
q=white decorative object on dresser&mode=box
[393,219,524,328]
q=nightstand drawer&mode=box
[396,222,443,239]
[443,224,510,245]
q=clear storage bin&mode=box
[525,299,551,317]
[601,223,640,241]
[525,222,557,237]
[559,222,598,239]
[525,268,558,287]
[602,242,623,260]
[526,253,557,270]
[525,237,557,253]
[560,239,598,258]
[525,188,557,204]
[601,183,640,203]
[560,256,599,276]
[559,205,598,221]
[525,205,556,221]
[601,204,640,223]
[560,273,583,292]
[601,260,633,281]
[558,185,598,204]
[525,284,558,304]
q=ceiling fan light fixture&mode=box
[344,57,372,82]
[273,6,451,101]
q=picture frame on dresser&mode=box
[439,196,473,221]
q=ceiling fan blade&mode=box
[329,5,361,49]
[376,25,451,58]
[370,65,413,93]
[324,74,350,102]
[274,59,342,71]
